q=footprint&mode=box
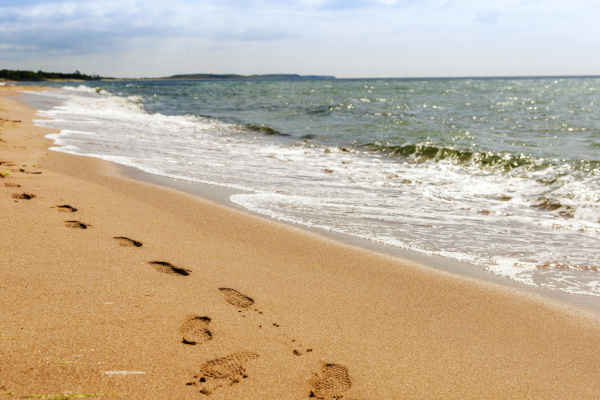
[179,315,212,345]
[309,363,352,399]
[64,220,90,229]
[15,168,42,175]
[114,236,142,247]
[218,288,254,309]
[148,261,191,276]
[187,351,259,395]
[12,193,35,200]
[4,182,20,188]
[56,204,77,213]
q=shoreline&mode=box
[3,86,600,399]
[21,85,600,312]
[120,160,600,315]
[21,82,600,302]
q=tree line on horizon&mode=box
[0,69,100,81]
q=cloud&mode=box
[0,1,199,53]
[1,0,600,78]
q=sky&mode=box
[0,0,599,79]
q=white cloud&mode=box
[0,0,599,77]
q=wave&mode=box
[365,141,534,169]
[61,84,108,95]
[363,140,600,173]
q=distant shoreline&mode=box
[0,69,336,83]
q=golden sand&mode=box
[1,86,600,399]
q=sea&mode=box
[21,77,600,297]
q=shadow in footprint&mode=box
[64,220,90,229]
[14,168,42,175]
[187,351,259,395]
[309,363,352,399]
[56,205,77,213]
[114,236,142,247]
[179,315,212,345]
[12,193,35,200]
[148,261,190,276]
[4,182,20,188]
[218,288,254,309]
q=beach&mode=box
[29,79,600,297]
[2,85,600,399]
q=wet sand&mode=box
[2,86,600,399]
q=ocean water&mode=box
[25,77,600,296]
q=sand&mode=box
[1,85,600,399]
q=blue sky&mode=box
[0,0,598,78]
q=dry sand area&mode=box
[1,86,600,399]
